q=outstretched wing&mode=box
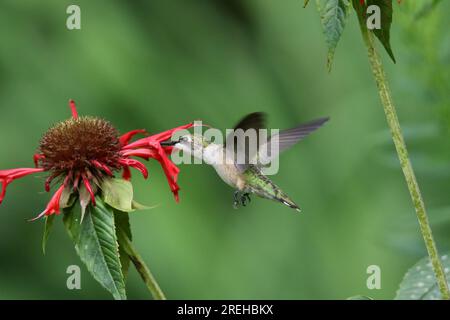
[256,117,329,166]
[225,112,267,172]
[228,112,267,135]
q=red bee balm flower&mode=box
[0,100,193,219]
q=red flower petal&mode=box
[69,99,78,119]
[120,148,157,160]
[82,173,96,206]
[91,160,113,176]
[119,129,147,146]
[33,154,45,167]
[119,158,148,179]
[0,168,44,204]
[30,183,66,221]
[122,166,131,181]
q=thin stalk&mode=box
[119,229,167,300]
[360,28,450,299]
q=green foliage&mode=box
[367,0,395,63]
[63,198,126,300]
[316,0,350,71]
[396,253,450,300]
[101,178,134,212]
[42,215,55,255]
[114,211,132,281]
[350,0,395,62]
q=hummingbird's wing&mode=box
[230,112,267,133]
[256,117,329,166]
[225,112,267,172]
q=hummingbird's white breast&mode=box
[203,144,245,190]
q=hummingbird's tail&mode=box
[245,167,301,212]
[277,195,301,213]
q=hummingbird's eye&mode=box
[180,136,190,143]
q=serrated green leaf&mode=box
[367,0,396,63]
[101,178,134,212]
[114,211,132,281]
[63,197,126,300]
[395,253,450,300]
[42,214,55,255]
[316,0,350,71]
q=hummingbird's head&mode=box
[172,133,210,159]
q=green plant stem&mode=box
[360,28,450,300]
[119,229,167,300]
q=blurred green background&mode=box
[0,0,449,300]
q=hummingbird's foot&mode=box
[233,191,251,208]
[233,191,240,209]
[240,193,251,206]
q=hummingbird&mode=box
[162,113,329,212]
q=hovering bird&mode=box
[162,113,329,212]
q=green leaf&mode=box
[304,0,311,8]
[114,211,132,281]
[316,0,350,71]
[63,197,126,300]
[395,253,450,300]
[352,0,396,63]
[132,200,157,211]
[42,215,55,255]
[367,0,396,63]
[101,178,134,212]
[351,0,366,28]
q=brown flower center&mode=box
[39,116,121,174]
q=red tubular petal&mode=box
[119,158,148,179]
[122,123,194,150]
[119,129,147,146]
[44,174,56,192]
[120,148,157,160]
[156,148,181,202]
[122,166,131,181]
[30,183,66,221]
[119,123,195,202]
[91,160,113,176]
[0,168,45,204]
[69,99,78,119]
[33,154,45,168]
[72,172,80,191]
[82,174,96,206]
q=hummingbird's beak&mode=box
[160,139,179,146]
